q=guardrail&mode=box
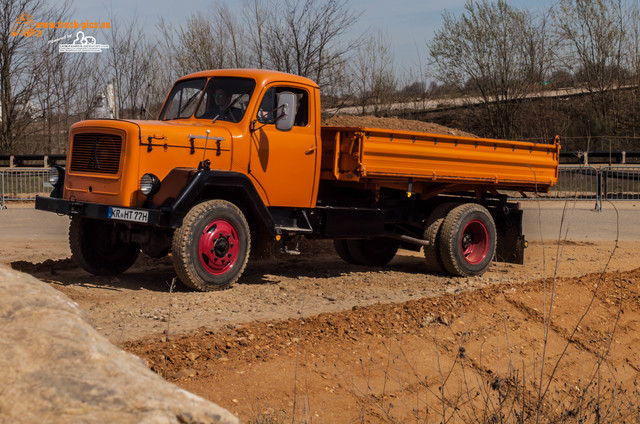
[0,154,65,168]
[2,165,640,211]
[0,168,52,210]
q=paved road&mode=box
[0,204,69,241]
[0,200,637,243]
[520,200,638,242]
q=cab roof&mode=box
[177,69,319,90]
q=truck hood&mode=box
[128,119,233,151]
[70,118,233,149]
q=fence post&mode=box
[0,170,5,210]
[596,168,603,212]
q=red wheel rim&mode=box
[198,219,239,275]
[460,219,489,265]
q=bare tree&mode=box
[0,0,70,153]
[159,3,248,80]
[348,31,397,115]
[34,39,75,152]
[429,0,550,138]
[105,15,156,119]
[552,0,629,133]
[155,0,360,106]
[627,2,640,137]
[242,0,267,68]
[254,0,360,87]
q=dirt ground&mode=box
[2,128,639,422]
[3,213,640,422]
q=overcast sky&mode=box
[69,0,554,75]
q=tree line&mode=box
[1,0,639,154]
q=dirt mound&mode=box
[124,268,640,423]
[322,115,477,137]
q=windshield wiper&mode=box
[178,91,201,116]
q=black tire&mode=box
[333,239,357,264]
[424,217,446,273]
[172,200,250,291]
[69,216,140,276]
[346,238,398,266]
[423,203,457,274]
[439,203,496,277]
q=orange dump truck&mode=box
[36,69,559,291]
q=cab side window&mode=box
[257,87,309,127]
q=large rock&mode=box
[0,265,239,424]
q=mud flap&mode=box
[492,204,525,265]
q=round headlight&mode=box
[140,173,160,196]
[48,167,60,186]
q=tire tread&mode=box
[423,202,457,274]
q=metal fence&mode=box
[602,166,640,201]
[515,165,640,210]
[540,166,600,201]
[2,165,640,210]
[0,168,52,209]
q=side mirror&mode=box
[275,92,296,132]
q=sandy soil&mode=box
[323,115,478,138]
[4,231,640,422]
[126,267,640,423]
[6,238,634,344]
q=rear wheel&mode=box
[333,239,357,264]
[69,216,140,276]
[439,203,496,277]
[423,203,456,274]
[172,200,250,291]
[346,238,398,266]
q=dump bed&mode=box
[320,126,559,195]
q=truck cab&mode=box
[60,69,322,210]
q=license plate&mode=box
[108,207,149,223]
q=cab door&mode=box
[248,84,317,207]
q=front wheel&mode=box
[439,203,496,277]
[69,216,140,276]
[172,200,251,291]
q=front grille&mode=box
[70,133,122,175]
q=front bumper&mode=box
[35,196,168,227]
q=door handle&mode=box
[305,146,317,155]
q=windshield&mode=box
[194,77,255,123]
[160,78,206,120]
[159,77,256,122]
